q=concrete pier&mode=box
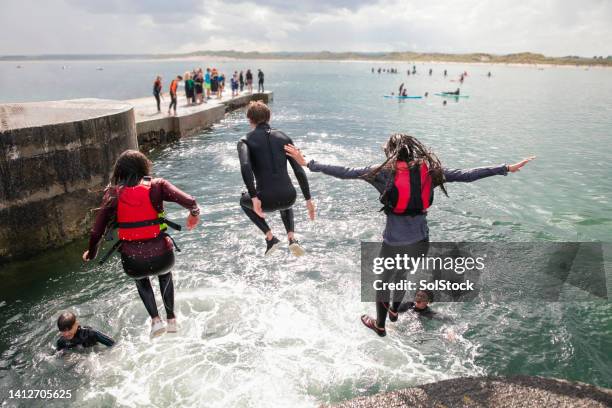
[0,99,137,261]
[128,91,273,151]
[0,91,273,262]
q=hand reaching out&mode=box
[508,156,536,173]
[284,144,307,166]
[186,213,200,230]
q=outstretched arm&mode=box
[284,144,373,179]
[443,157,535,183]
[84,189,117,261]
[158,179,200,230]
[93,330,115,347]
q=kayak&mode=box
[434,93,470,98]
[384,95,423,99]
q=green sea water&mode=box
[0,60,611,407]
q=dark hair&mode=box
[415,290,433,303]
[246,101,271,125]
[177,75,183,80]
[57,312,76,331]
[111,150,152,187]
[365,133,447,196]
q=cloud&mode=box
[0,0,610,57]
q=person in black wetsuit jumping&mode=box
[238,101,316,256]
[56,311,115,351]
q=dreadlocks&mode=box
[364,133,448,196]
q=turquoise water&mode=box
[1,60,611,407]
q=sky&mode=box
[1,0,611,57]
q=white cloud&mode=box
[0,0,610,57]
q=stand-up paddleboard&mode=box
[384,95,423,99]
[434,93,470,98]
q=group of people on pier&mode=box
[153,67,265,115]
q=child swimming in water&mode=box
[56,311,115,351]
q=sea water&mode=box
[0,60,611,407]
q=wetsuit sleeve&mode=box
[87,189,117,260]
[397,302,415,313]
[56,338,67,351]
[92,330,115,347]
[307,160,374,180]
[443,165,508,183]
[237,139,258,198]
[158,179,200,215]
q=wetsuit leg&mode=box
[135,277,159,319]
[279,208,294,233]
[154,94,161,111]
[240,192,271,234]
[158,272,175,319]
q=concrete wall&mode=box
[134,91,273,151]
[0,99,138,262]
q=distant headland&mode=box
[2,50,611,67]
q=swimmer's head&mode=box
[111,150,152,187]
[414,290,431,310]
[57,312,78,339]
[246,101,271,127]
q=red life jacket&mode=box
[380,161,433,215]
[116,178,167,241]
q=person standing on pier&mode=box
[231,71,239,97]
[153,76,162,113]
[211,69,219,99]
[205,68,212,99]
[184,72,195,105]
[246,69,253,93]
[195,68,204,104]
[257,69,265,92]
[168,75,181,116]
[82,150,201,337]
[239,70,244,92]
[219,72,226,97]
[238,101,315,256]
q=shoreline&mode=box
[2,56,611,69]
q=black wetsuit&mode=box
[398,302,435,318]
[56,326,115,351]
[238,123,311,234]
[153,81,162,112]
[257,71,264,92]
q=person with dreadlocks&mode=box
[83,150,201,337]
[285,134,534,337]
